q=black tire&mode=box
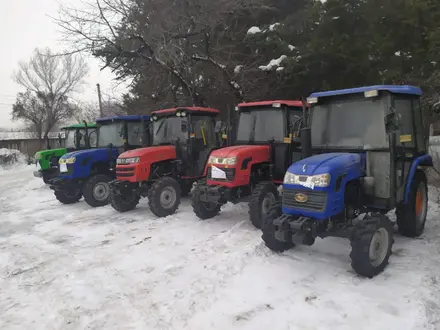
[83,174,113,207]
[395,170,428,237]
[191,182,222,220]
[54,189,82,204]
[249,182,279,229]
[148,177,181,217]
[350,214,394,278]
[261,201,295,252]
[110,190,140,212]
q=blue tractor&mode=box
[49,115,151,207]
[261,85,433,278]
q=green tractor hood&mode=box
[35,147,68,170]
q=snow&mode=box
[234,65,244,74]
[0,148,28,170]
[259,55,287,71]
[276,67,284,72]
[247,26,261,35]
[288,45,296,51]
[269,23,280,31]
[1,167,440,329]
[395,51,401,56]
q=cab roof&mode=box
[152,107,220,115]
[237,100,305,108]
[96,115,150,123]
[309,85,422,98]
[61,122,97,130]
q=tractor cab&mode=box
[33,122,97,183]
[49,115,151,207]
[192,100,308,228]
[262,85,433,278]
[109,107,222,217]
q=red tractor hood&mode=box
[119,145,176,162]
[210,145,270,159]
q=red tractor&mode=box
[109,106,223,217]
[191,100,308,228]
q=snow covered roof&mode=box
[0,131,64,141]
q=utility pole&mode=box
[97,83,103,117]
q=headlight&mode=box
[117,157,140,165]
[59,157,76,164]
[284,172,331,187]
[208,156,237,165]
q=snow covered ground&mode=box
[1,166,440,330]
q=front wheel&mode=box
[191,182,221,220]
[110,190,140,213]
[54,189,82,204]
[249,182,279,229]
[261,201,295,252]
[350,214,394,278]
[83,174,113,207]
[148,177,181,217]
[396,170,428,237]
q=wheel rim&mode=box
[93,182,110,201]
[160,186,177,209]
[369,228,390,267]
[262,192,276,215]
[415,182,427,226]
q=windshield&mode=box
[64,128,89,148]
[65,130,76,148]
[152,116,188,145]
[236,109,284,143]
[311,96,388,149]
[97,121,124,147]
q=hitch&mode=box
[273,214,318,244]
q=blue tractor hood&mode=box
[61,147,118,161]
[287,153,362,176]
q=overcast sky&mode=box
[0,0,128,129]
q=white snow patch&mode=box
[269,23,280,31]
[332,16,340,20]
[276,67,284,72]
[259,55,287,71]
[247,26,261,35]
[288,45,296,51]
[0,148,28,170]
[395,51,401,56]
[234,65,244,74]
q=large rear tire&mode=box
[261,201,295,252]
[148,177,181,217]
[191,181,221,220]
[249,182,279,229]
[350,214,394,278]
[83,174,113,207]
[395,170,428,237]
[54,189,82,204]
[110,190,140,213]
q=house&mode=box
[0,131,65,157]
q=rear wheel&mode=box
[83,174,113,207]
[261,201,295,252]
[191,181,221,220]
[110,190,140,212]
[54,189,82,204]
[249,182,279,229]
[350,214,394,278]
[396,170,428,237]
[148,177,181,217]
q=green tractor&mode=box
[33,122,97,183]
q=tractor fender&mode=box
[206,145,270,186]
[403,154,433,204]
[59,148,119,179]
[117,145,177,182]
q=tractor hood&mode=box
[210,145,270,159]
[35,148,67,160]
[287,153,361,176]
[118,145,176,163]
[61,147,118,162]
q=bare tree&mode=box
[12,48,88,144]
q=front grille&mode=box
[207,167,235,182]
[116,166,135,179]
[282,188,327,212]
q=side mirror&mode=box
[215,120,223,133]
[385,111,401,133]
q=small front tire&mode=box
[261,201,295,252]
[148,177,181,217]
[191,181,221,220]
[83,174,113,207]
[249,182,279,229]
[110,190,140,213]
[350,214,394,278]
[54,189,82,204]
